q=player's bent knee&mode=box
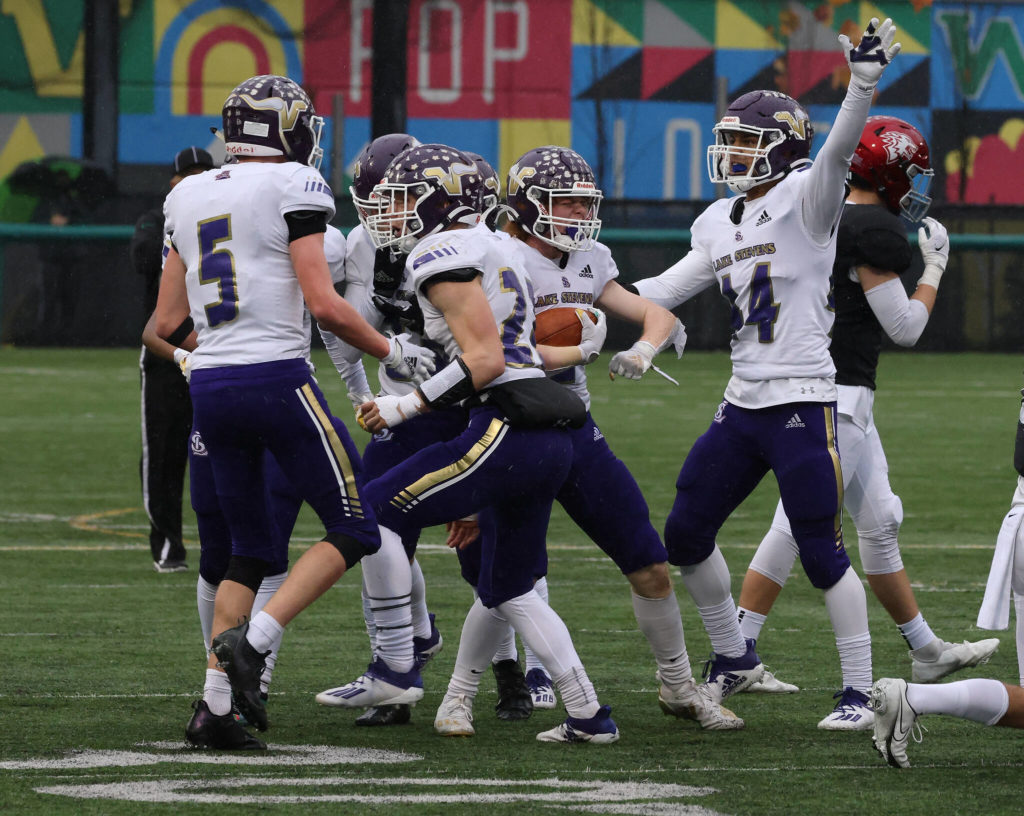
[223,554,272,593]
[858,528,904,574]
[324,531,374,568]
[798,548,852,590]
[628,561,671,597]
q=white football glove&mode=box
[577,308,608,364]
[172,348,192,382]
[381,335,437,385]
[917,216,949,290]
[839,17,900,91]
[609,340,657,380]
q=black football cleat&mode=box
[492,658,533,721]
[185,700,266,750]
[355,704,412,727]
[211,620,271,731]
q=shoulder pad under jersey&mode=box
[838,203,913,275]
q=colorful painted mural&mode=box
[0,0,1021,203]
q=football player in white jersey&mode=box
[491,145,740,730]
[735,117,998,717]
[356,142,619,743]
[153,75,430,748]
[632,20,900,728]
[872,448,1024,768]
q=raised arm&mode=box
[804,19,901,239]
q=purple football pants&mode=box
[365,406,573,607]
[665,400,849,589]
[189,359,380,567]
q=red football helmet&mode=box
[850,116,933,221]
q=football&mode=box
[534,307,598,347]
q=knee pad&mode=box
[325,531,373,568]
[857,494,904,575]
[798,545,852,590]
[748,525,800,587]
[223,554,271,593]
[664,508,716,567]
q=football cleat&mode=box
[434,693,475,736]
[185,700,266,750]
[909,638,1000,683]
[314,657,424,708]
[232,691,268,729]
[701,639,765,699]
[870,678,922,768]
[536,704,619,744]
[154,558,188,573]
[743,667,799,694]
[355,704,412,727]
[413,612,443,671]
[657,673,744,730]
[492,659,533,720]
[210,621,270,731]
[818,687,874,731]
[525,668,557,710]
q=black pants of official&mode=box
[140,348,193,564]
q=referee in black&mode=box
[133,147,214,572]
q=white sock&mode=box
[203,668,233,716]
[253,571,287,693]
[899,612,937,652]
[247,610,284,654]
[737,607,767,642]
[1015,594,1024,687]
[361,575,377,655]
[522,577,549,673]
[362,526,414,672]
[823,567,871,692]
[679,547,746,657]
[835,633,872,693]
[446,598,507,697]
[907,678,1010,725]
[409,557,431,639]
[553,666,599,720]
[497,590,599,718]
[632,591,692,686]
[197,576,218,652]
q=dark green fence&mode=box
[1,222,1022,351]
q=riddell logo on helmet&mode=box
[880,131,917,163]
[227,144,257,155]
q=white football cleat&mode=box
[910,638,1000,683]
[536,704,619,744]
[817,687,874,731]
[315,658,423,708]
[657,673,744,730]
[743,667,799,693]
[434,693,475,737]
[870,677,921,768]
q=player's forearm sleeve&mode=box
[319,325,372,395]
[803,82,875,238]
[633,250,716,309]
[864,277,930,347]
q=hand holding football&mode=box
[534,307,599,347]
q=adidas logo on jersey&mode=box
[785,413,805,429]
[579,265,593,278]
[593,426,604,442]
[756,210,772,226]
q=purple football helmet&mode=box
[350,133,420,228]
[222,75,325,168]
[366,143,482,253]
[707,90,814,193]
[464,152,501,211]
[506,146,602,252]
